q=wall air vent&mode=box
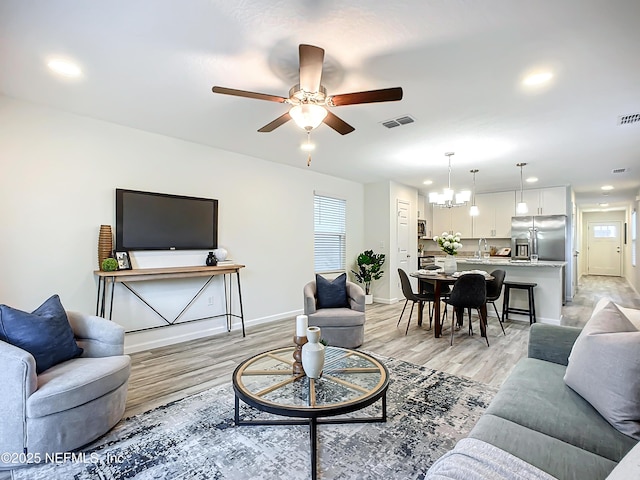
[381,114,416,129]
[612,167,629,174]
[618,113,640,125]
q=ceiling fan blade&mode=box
[257,112,292,132]
[323,111,355,135]
[212,86,287,103]
[298,44,325,93]
[328,87,403,106]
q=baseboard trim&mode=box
[372,297,398,305]
[124,309,302,354]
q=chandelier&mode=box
[429,152,471,208]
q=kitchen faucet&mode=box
[478,238,488,258]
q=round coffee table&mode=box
[232,346,389,479]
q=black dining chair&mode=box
[397,268,436,334]
[444,274,488,346]
[485,269,506,336]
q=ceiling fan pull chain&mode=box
[306,130,312,166]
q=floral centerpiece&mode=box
[433,232,463,255]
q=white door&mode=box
[397,200,410,293]
[587,221,622,276]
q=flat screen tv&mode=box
[115,189,218,251]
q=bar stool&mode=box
[501,281,537,324]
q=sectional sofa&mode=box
[426,298,640,480]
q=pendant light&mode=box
[516,162,528,214]
[469,169,479,216]
[429,152,471,208]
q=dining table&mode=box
[410,271,493,339]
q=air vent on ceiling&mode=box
[381,114,415,129]
[618,113,640,125]
[612,167,630,174]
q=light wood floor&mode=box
[124,275,639,418]
[0,276,635,480]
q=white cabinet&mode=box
[521,186,567,215]
[473,191,515,238]
[417,194,426,220]
[432,205,473,238]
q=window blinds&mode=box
[314,194,346,273]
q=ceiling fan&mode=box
[212,44,403,135]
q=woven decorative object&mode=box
[98,225,113,269]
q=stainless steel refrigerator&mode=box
[511,214,571,302]
[511,215,568,261]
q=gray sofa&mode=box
[427,299,640,480]
[303,280,366,348]
[0,311,131,469]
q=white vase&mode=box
[444,254,457,275]
[302,326,325,379]
[214,248,227,261]
[365,294,373,305]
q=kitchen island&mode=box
[434,257,566,324]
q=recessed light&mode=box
[525,177,538,183]
[523,71,553,86]
[601,185,614,191]
[47,59,82,77]
[423,180,433,185]
[599,203,610,207]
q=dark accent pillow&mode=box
[316,273,349,309]
[0,295,83,373]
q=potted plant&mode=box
[351,250,386,304]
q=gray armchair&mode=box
[303,280,366,348]
[0,311,131,468]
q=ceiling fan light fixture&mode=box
[289,104,327,131]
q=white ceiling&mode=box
[1,0,639,210]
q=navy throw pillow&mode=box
[316,273,349,309]
[0,295,83,374]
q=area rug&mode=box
[12,355,498,480]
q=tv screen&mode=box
[115,189,218,251]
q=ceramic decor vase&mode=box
[301,326,325,379]
[444,254,457,275]
[98,225,113,270]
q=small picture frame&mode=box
[114,251,132,270]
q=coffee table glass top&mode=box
[233,346,388,412]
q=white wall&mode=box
[363,182,390,301]
[363,181,419,303]
[634,194,640,294]
[0,96,364,351]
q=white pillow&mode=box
[564,302,640,439]
[606,441,640,480]
[593,297,640,329]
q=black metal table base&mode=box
[234,394,387,480]
[95,271,245,335]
